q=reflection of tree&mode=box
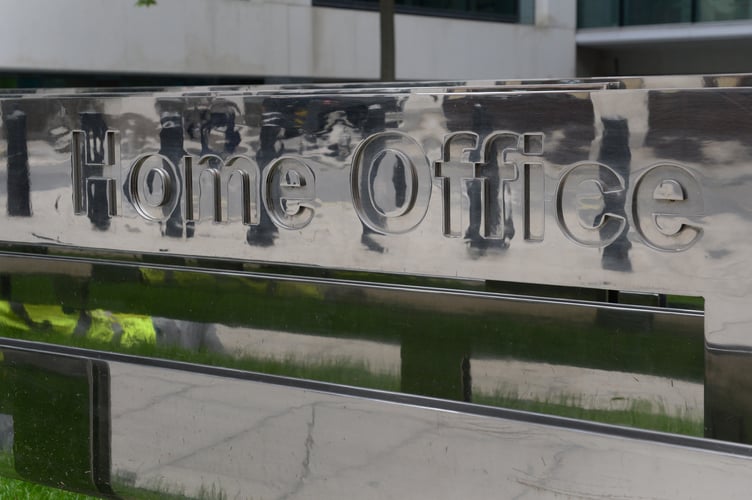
[599,118,632,272]
[157,104,189,238]
[443,93,595,166]
[187,102,242,158]
[3,107,31,217]
[300,98,366,162]
[360,104,388,253]
[646,89,752,164]
[465,104,516,253]
[246,110,281,247]
[80,112,111,230]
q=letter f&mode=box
[434,132,480,237]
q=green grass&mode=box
[0,476,93,499]
[0,453,93,500]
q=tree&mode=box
[380,0,395,81]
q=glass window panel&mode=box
[697,0,752,21]
[578,0,620,28]
[622,0,693,25]
[314,0,521,22]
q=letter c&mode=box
[556,162,626,248]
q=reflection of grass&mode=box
[474,391,703,437]
[0,451,228,500]
[1,323,402,393]
[231,354,400,391]
[0,451,18,480]
[666,294,704,311]
[113,476,229,500]
[3,319,702,437]
[6,268,704,381]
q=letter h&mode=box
[71,129,119,218]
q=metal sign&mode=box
[3,76,752,442]
[0,82,724,287]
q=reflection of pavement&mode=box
[213,325,400,376]
[472,359,703,419]
[162,321,702,422]
[211,325,700,419]
[109,362,752,500]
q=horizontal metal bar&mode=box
[1,344,750,499]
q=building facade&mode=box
[0,0,575,87]
[2,1,752,87]
[577,0,752,76]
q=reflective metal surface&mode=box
[0,254,704,433]
[1,345,752,499]
[1,75,752,496]
[0,78,741,295]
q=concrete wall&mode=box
[0,0,576,81]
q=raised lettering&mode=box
[127,153,179,222]
[71,129,120,216]
[183,154,261,225]
[263,157,316,230]
[434,132,480,237]
[351,131,431,234]
[556,162,626,248]
[632,164,704,251]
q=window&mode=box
[578,0,752,28]
[313,0,534,24]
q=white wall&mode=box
[0,0,576,81]
[395,0,577,80]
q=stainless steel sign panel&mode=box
[1,77,752,443]
[0,85,725,296]
[0,82,730,293]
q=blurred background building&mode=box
[0,0,750,88]
[577,0,752,76]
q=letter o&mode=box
[350,131,431,234]
[127,153,180,222]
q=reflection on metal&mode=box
[2,345,752,500]
[1,76,752,497]
[0,349,111,494]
